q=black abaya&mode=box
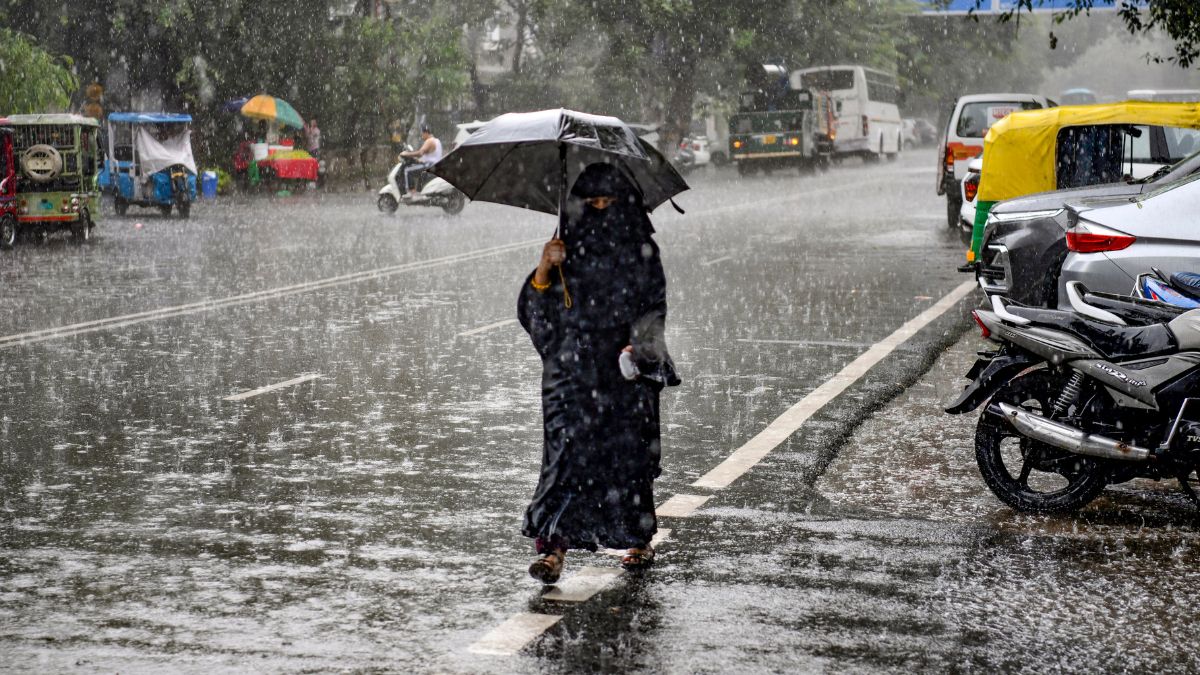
[518,163,679,552]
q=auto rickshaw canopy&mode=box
[978,101,1200,202]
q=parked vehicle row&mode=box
[943,95,1200,514]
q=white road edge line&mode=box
[467,613,562,656]
[456,318,519,338]
[693,281,977,489]
[223,374,322,402]
[0,239,543,349]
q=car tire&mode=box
[711,152,729,167]
[946,195,962,229]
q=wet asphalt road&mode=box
[0,150,1094,673]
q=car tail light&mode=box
[862,115,869,136]
[964,174,979,202]
[692,142,700,151]
[945,144,955,173]
[972,310,990,339]
[1066,221,1136,253]
[679,141,688,150]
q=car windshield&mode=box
[1139,146,1200,183]
[956,101,1042,138]
[1163,126,1200,159]
[1138,169,1200,202]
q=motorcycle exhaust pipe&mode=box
[992,402,1150,462]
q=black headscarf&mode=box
[559,163,665,330]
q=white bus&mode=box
[791,65,903,160]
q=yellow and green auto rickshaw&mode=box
[1,114,101,244]
[967,101,1200,263]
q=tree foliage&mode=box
[978,0,1200,68]
[0,29,77,114]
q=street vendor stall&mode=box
[225,94,319,190]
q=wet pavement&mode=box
[5,150,1163,673]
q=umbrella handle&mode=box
[557,264,572,309]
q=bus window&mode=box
[799,69,854,91]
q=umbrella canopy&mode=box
[239,94,304,129]
[430,108,688,217]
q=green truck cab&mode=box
[729,87,835,176]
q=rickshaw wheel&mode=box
[0,215,16,250]
[177,201,191,219]
[71,210,91,243]
[159,204,173,217]
[114,197,129,217]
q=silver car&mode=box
[1058,173,1200,308]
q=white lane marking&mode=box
[656,494,711,518]
[0,239,543,349]
[702,255,732,266]
[457,318,519,338]
[602,528,672,557]
[737,338,878,349]
[223,374,322,402]
[542,567,624,603]
[467,613,562,656]
[693,281,977,489]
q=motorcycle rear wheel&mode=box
[975,369,1108,513]
[441,191,465,216]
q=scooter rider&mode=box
[399,125,443,199]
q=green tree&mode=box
[978,0,1200,67]
[0,29,77,114]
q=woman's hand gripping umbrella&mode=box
[430,110,687,582]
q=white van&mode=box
[936,93,1051,227]
[791,65,902,161]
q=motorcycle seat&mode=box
[1007,305,1177,359]
[1172,272,1200,300]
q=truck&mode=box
[728,65,835,176]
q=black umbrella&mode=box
[429,108,689,230]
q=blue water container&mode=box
[201,171,218,199]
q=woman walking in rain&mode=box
[518,162,680,584]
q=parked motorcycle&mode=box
[1135,269,1200,309]
[376,150,466,216]
[946,281,1200,512]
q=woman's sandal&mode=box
[528,550,565,584]
[621,545,655,570]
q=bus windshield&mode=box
[799,69,854,92]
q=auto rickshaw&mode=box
[100,112,197,218]
[1,114,101,245]
[967,101,1200,263]
[0,125,16,248]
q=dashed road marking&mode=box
[0,239,543,349]
[737,338,878,349]
[656,494,711,518]
[223,374,322,402]
[702,255,732,266]
[542,567,624,603]
[693,280,977,489]
[467,613,562,656]
[457,318,519,338]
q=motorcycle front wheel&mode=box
[377,194,399,214]
[975,369,1108,513]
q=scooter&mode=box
[1134,269,1200,309]
[946,281,1200,513]
[376,150,466,216]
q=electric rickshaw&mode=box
[0,114,101,246]
[100,112,197,218]
[967,101,1200,263]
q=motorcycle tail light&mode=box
[1066,221,1136,253]
[972,310,990,340]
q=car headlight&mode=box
[989,208,1064,224]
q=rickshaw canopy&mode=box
[107,112,193,124]
[3,113,100,127]
[978,101,1200,202]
